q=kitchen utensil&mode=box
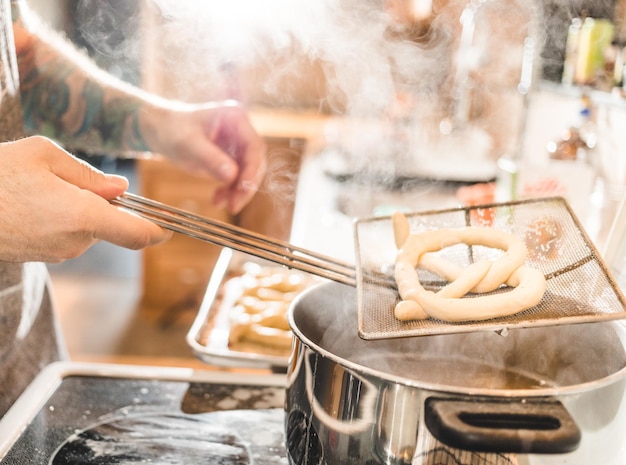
[112,192,359,286]
[354,196,626,339]
[286,281,626,465]
[113,193,626,340]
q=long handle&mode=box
[111,193,365,286]
[424,396,581,454]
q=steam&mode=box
[70,0,618,198]
[74,0,432,112]
[298,282,626,391]
[143,0,442,116]
[72,0,619,121]
[73,0,143,83]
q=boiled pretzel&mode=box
[392,213,546,322]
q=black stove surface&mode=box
[0,368,287,464]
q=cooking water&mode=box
[352,354,551,390]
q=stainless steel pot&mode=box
[285,281,626,465]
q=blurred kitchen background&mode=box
[26,0,626,366]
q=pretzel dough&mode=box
[227,264,314,350]
[393,214,546,322]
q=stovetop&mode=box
[0,362,287,464]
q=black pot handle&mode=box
[424,396,581,454]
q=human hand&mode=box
[139,101,267,215]
[0,136,172,263]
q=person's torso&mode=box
[0,0,64,419]
[0,0,25,140]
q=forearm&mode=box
[10,3,266,214]
[13,3,158,154]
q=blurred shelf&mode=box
[538,80,626,109]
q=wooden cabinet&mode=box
[137,157,227,309]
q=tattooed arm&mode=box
[11,1,266,213]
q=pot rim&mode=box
[288,283,626,398]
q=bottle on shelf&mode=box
[562,16,584,85]
[561,12,617,92]
[614,40,626,88]
[574,17,615,87]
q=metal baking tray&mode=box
[187,248,315,371]
[355,196,626,340]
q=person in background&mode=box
[0,0,267,417]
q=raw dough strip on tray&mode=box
[228,265,313,349]
[392,212,547,323]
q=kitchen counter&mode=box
[289,141,623,265]
[290,150,466,263]
[247,104,624,262]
